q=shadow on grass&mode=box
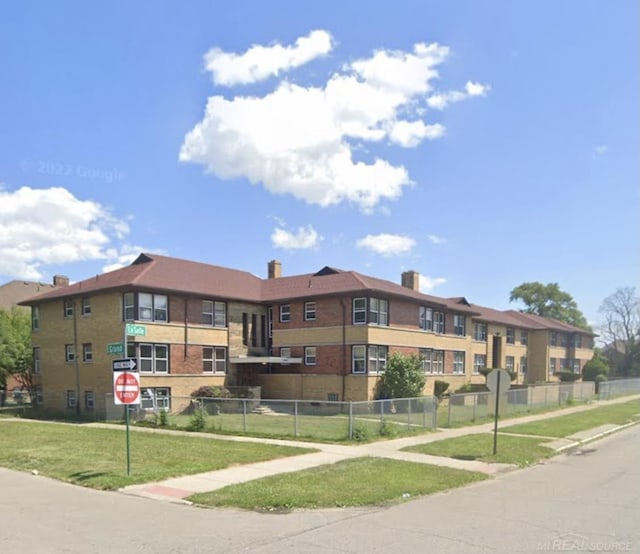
[69,471,110,482]
[451,454,478,461]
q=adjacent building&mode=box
[20,253,595,415]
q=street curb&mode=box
[554,419,640,453]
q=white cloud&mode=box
[271,225,322,250]
[181,34,488,212]
[204,30,334,86]
[594,145,609,155]
[427,80,490,110]
[356,233,416,257]
[427,234,447,244]
[0,186,130,279]
[389,121,445,147]
[419,275,447,292]
[101,245,166,273]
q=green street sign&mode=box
[126,323,146,336]
[107,342,124,355]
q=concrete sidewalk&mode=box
[119,394,640,504]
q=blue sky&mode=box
[0,0,637,327]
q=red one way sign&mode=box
[113,371,141,405]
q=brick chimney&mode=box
[268,260,282,279]
[53,275,69,287]
[401,270,420,291]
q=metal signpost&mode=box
[113,357,140,476]
[486,369,511,455]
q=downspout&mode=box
[72,298,80,416]
[340,298,346,402]
[184,298,188,361]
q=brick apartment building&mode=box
[20,253,595,415]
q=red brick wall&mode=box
[170,344,205,375]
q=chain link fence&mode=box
[598,378,640,400]
[443,381,596,427]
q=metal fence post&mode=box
[294,400,298,437]
[407,399,412,428]
[348,401,353,440]
[473,393,477,421]
[447,396,452,427]
[242,399,247,432]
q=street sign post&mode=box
[486,369,512,455]
[113,363,140,476]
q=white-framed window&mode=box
[474,322,487,341]
[31,306,40,331]
[572,359,581,374]
[202,300,226,327]
[85,391,95,410]
[550,332,558,346]
[550,357,557,374]
[65,344,75,362]
[82,298,91,316]
[434,311,445,334]
[304,346,317,366]
[63,299,74,318]
[352,345,366,374]
[453,314,466,336]
[137,293,168,322]
[202,346,226,373]
[327,392,339,402]
[280,346,291,358]
[138,343,169,374]
[432,350,444,374]
[353,298,367,324]
[369,298,389,326]
[420,348,433,373]
[506,327,515,344]
[520,356,528,374]
[560,333,568,347]
[280,304,291,322]
[304,301,316,321]
[505,356,515,371]
[368,345,388,374]
[572,335,582,348]
[124,292,135,321]
[33,347,41,374]
[34,386,43,405]
[453,352,465,375]
[419,306,433,331]
[66,390,77,408]
[82,343,93,363]
[520,331,528,345]
[473,354,486,374]
[141,387,171,411]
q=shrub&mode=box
[378,420,398,438]
[375,353,426,399]
[187,404,206,431]
[158,409,169,427]
[557,370,581,382]
[191,386,231,399]
[351,424,370,442]
[582,354,610,382]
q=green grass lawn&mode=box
[0,421,314,490]
[402,433,555,467]
[501,400,640,438]
[189,457,487,511]
[141,412,431,443]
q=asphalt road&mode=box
[1,425,639,554]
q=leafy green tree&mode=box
[509,282,590,330]
[599,287,640,377]
[375,353,426,399]
[582,352,610,382]
[0,307,33,396]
